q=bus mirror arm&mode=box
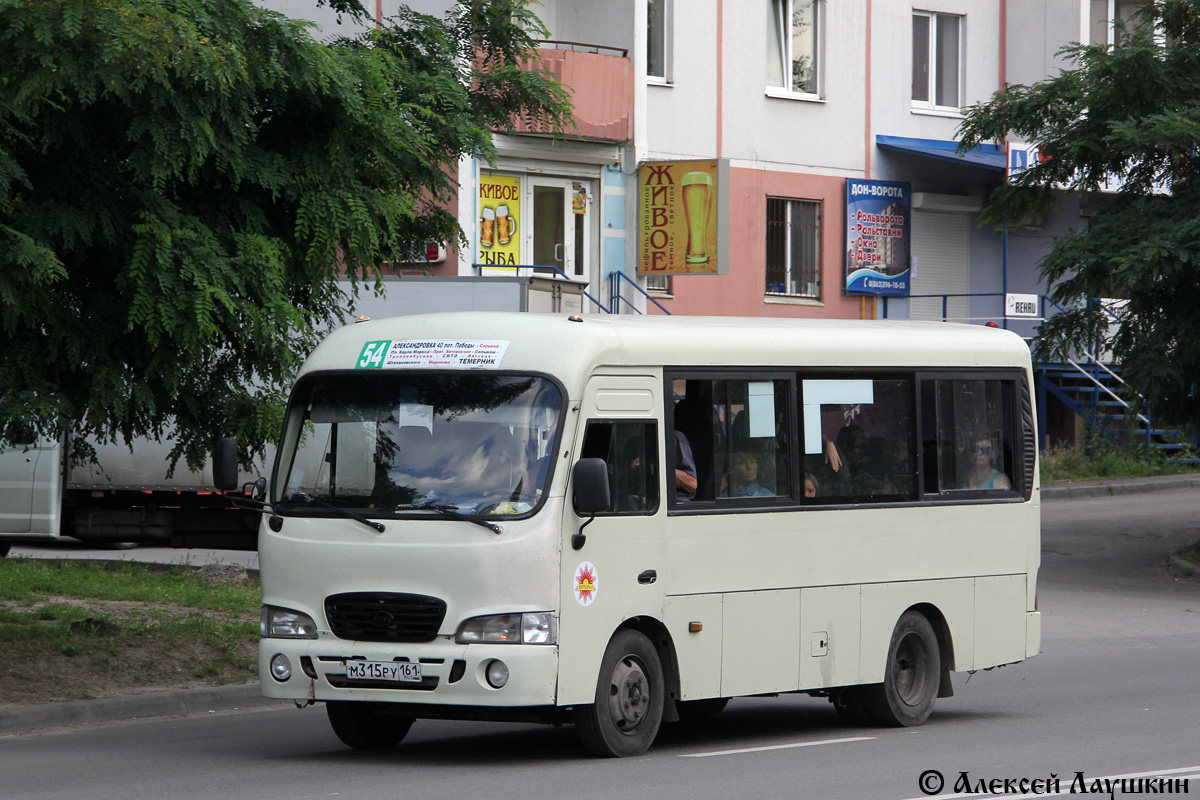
[570,458,611,551]
[572,515,595,551]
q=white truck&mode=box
[0,275,588,556]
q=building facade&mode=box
[262,0,1133,334]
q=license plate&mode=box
[345,660,422,682]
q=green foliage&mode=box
[0,0,571,469]
[1039,440,1200,483]
[0,558,259,612]
[958,0,1200,430]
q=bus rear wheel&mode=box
[326,701,414,750]
[863,610,941,727]
[575,629,664,757]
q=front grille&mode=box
[324,592,447,643]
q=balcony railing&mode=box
[505,41,633,142]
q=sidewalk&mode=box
[4,473,1198,737]
[1041,472,1200,500]
[0,683,284,736]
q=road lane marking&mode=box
[898,764,1200,800]
[679,735,875,758]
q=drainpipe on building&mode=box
[1002,229,1009,330]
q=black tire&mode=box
[326,701,414,750]
[675,697,729,722]
[862,610,941,727]
[575,629,665,757]
[0,542,11,558]
[830,686,873,726]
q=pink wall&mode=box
[651,167,866,319]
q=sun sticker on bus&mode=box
[574,562,598,606]
[356,340,510,370]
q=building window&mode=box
[766,198,820,298]
[1089,0,1143,46]
[648,0,671,81]
[767,0,823,96]
[645,274,671,293]
[912,11,962,110]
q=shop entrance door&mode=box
[529,177,590,283]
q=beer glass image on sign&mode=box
[682,172,712,264]
[480,207,496,248]
[496,205,516,246]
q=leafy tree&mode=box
[0,0,570,468]
[958,0,1200,428]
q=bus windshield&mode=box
[277,373,563,517]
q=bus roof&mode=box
[301,312,1032,391]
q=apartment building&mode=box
[261,1,1134,329]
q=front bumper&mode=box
[259,637,559,708]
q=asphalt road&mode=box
[3,487,1199,799]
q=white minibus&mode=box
[222,312,1040,757]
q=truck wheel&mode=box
[575,629,664,757]
[326,701,414,750]
[0,542,10,558]
[862,610,941,727]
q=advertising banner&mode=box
[845,179,911,296]
[478,174,521,267]
[638,160,726,275]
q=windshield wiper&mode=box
[395,502,502,534]
[290,493,385,533]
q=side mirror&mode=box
[213,437,239,492]
[572,458,611,516]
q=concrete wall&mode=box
[1006,0,1084,87]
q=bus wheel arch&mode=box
[575,622,669,757]
[910,602,956,698]
[862,607,943,727]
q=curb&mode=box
[1168,554,1199,580]
[1041,473,1200,501]
[0,683,284,736]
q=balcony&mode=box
[507,41,633,143]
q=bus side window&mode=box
[580,421,659,515]
[923,378,1016,494]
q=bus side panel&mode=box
[799,584,862,690]
[858,579,975,684]
[973,575,1028,669]
[720,590,800,697]
[664,594,723,700]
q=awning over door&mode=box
[876,136,1005,171]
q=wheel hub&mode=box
[608,655,649,734]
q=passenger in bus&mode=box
[720,452,773,497]
[674,430,698,502]
[804,472,818,498]
[964,436,1012,490]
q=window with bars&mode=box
[766,198,820,298]
[645,274,671,293]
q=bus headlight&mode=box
[260,606,319,639]
[455,612,557,645]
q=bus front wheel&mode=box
[863,610,941,727]
[326,701,414,750]
[575,629,665,757]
